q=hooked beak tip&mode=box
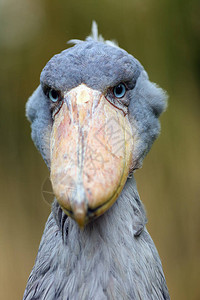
[72,202,88,229]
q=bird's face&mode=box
[27,39,167,227]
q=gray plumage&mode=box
[23,23,169,299]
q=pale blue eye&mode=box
[113,83,126,98]
[48,89,60,102]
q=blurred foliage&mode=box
[0,0,200,299]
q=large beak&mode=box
[50,84,133,228]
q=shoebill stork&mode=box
[23,23,170,299]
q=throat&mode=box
[53,176,147,282]
[25,177,169,300]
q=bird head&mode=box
[26,22,167,228]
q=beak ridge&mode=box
[50,84,133,227]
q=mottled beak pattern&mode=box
[50,84,133,227]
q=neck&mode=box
[54,176,146,245]
[51,176,148,298]
[24,176,169,300]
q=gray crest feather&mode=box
[68,21,119,48]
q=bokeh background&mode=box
[0,0,199,299]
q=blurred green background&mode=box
[0,0,199,299]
